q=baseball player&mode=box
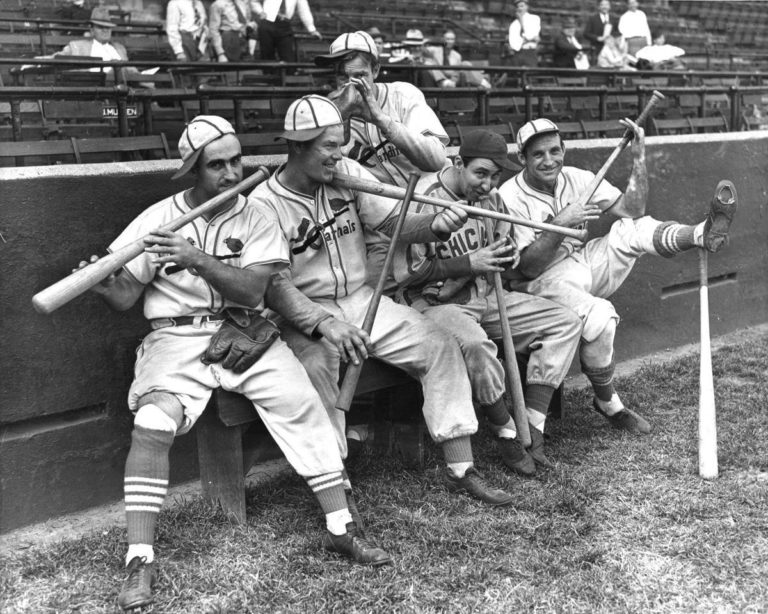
[76,116,392,611]
[498,118,738,438]
[391,129,583,473]
[255,95,515,507]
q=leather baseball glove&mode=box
[202,308,280,373]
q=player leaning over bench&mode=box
[75,116,393,611]
[256,95,516,507]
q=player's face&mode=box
[194,134,243,199]
[295,125,345,185]
[520,133,565,191]
[336,56,378,91]
[456,158,502,202]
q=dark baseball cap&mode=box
[459,129,516,170]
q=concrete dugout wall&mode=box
[1,132,766,533]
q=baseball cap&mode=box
[314,31,378,66]
[515,118,560,152]
[459,129,515,170]
[278,95,343,142]
[172,115,236,180]
[403,29,426,46]
[90,7,116,28]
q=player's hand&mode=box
[315,318,371,365]
[469,238,518,273]
[552,200,601,228]
[73,254,119,294]
[348,77,384,124]
[310,29,322,39]
[144,229,203,270]
[620,117,645,155]
[431,204,469,235]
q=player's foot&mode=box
[496,436,536,476]
[117,556,157,611]
[445,466,515,506]
[526,427,555,469]
[592,397,652,435]
[323,522,393,566]
[703,180,737,253]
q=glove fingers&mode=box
[221,346,245,371]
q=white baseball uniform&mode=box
[498,167,667,342]
[392,169,582,406]
[253,158,479,457]
[109,190,343,477]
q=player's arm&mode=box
[377,204,469,244]
[143,229,273,307]
[74,255,145,311]
[603,118,648,219]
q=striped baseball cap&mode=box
[172,115,235,180]
[516,118,560,152]
[278,95,343,142]
[314,31,379,66]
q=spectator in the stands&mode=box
[507,0,540,67]
[209,0,257,62]
[618,0,651,56]
[597,27,636,70]
[366,27,386,58]
[553,16,590,69]
[583,0,616,63]
[635,31,686,70]
[59,0,92,24]
[251,0,322,63]
[425,29,492,89]
[166,0,210,62]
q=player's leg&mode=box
[483,291,582,469]
[418,299,536,477]
[223,339,391,565]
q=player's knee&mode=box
[582,298,618,343]
[135,392,184,432]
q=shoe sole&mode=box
[704,180,738,253]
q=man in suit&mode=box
[553,16,589,69]
[583,0,616,63]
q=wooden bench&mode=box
[196,351,562,522]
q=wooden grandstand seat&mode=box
[238,132,289,156]
[579,119,625,139]
[0,137,78,166]
[72,134,172,162]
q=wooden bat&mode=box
[483,217,531,447]
[31,167,271,315]
[335,173,420,412]
[573,90,666,210]
[332,172,589,242]
[698,249,718,479]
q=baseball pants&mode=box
[274,285,479,458]
[128,323,343,477]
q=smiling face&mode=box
[518,132,565,193]
[455,157,503,202]
[192,134,243,202]
[290,124,345,188]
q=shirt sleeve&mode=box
[165,2,183,55]
[508,20,522,51]
[240,205,290,270]
[295,0,317,32]
[108,211,160,286]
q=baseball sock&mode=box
[652,221,699,257]
[124,425,174,565]
[583,361,622,414]
[442,435,474,478]
[481,396,517,439]
[306,472,352,536]
[525,383,554,433]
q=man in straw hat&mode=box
[255,95,517,507]
[74,115,393,610]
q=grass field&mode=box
[2,334,767,613]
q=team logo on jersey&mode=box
[434,225,487,259]
[290,207,355,255]
[347,138,399,168]
[224,237,243,254]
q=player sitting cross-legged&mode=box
[75,116,392,612]
[498,118,737,455]
[255,95,516,507]
[390,129,583,474]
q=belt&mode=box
[150,314,226,330]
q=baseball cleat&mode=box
[496,436,536,476]
[117,556,157,611]
[703,180,738,253]
[323,522,393,566]
[526,427,555,469]
[445,467,515,506]
[592,399,652,435]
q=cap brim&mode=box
[171,147,203,180]
[277,124,340,142]
[314,51,351,66]
[492,156,517,171]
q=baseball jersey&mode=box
[251,158,402,301]
[393,168,512,303]
[498,166,621,255]
[343,81,449,187]
[109,191,288,320]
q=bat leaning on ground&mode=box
[698,249,718,479]
[31,167,271,315]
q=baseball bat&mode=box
[698,249,718,479]
[335,172,420,412]
[573,90,666,209]
[483,217,531,447]
[31,166,271,315]
[332,172,588,242]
